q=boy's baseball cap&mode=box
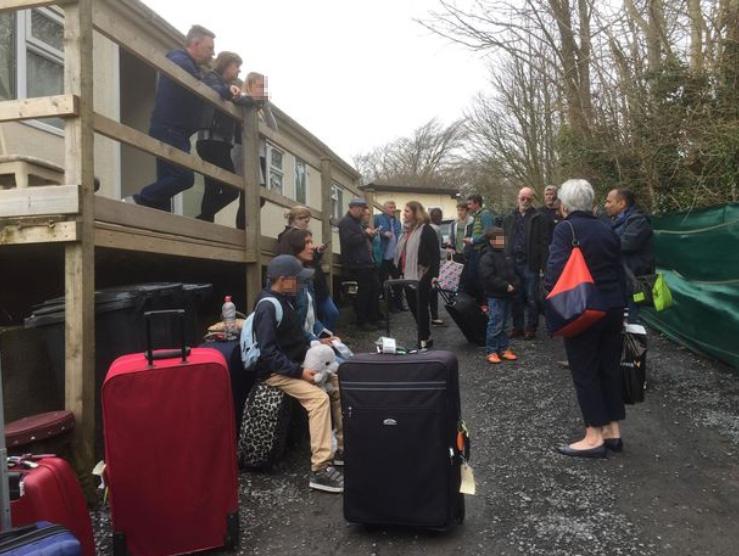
[348,198,368,207]
[266,254,314,281]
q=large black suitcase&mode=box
[339,350,467,530]
[438,289,487,346]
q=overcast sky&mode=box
[141,0,491,165]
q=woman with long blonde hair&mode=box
[394,201,441,349]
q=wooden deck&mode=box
[0,0,380,488]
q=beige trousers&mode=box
[264,373,344,472]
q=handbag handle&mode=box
[563,220,579,247]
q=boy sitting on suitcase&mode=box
[253,254,344,493]
[479,228,520,364]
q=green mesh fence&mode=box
[641,203,739,370]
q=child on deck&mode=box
[479,228,520,364]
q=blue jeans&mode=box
[135,124,194,211]
[512,262,540,331]
[319,296,340,332]
[486,297,511,354]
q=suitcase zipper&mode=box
[341,380,447,392]
[0,524,69,550]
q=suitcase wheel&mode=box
[223,511,240,551]
[113,531,127,556]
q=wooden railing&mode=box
[0,0,367,482]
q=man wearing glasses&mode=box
[502,187,549,339]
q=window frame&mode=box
[13,7,65,136]
[294,157,307,204]
[331,184,343,221]
[265,141,285,195]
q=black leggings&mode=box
[196,140,239,222]
[405,276,432,342]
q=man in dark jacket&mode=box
[253,255,344,493]
[339,198,381,329]
[132,25,215,211]
[605,188,655,321]
[538,184,561,244]
[502,187,549,339]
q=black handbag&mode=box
[621,324,647,404]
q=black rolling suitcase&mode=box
[339,349,468,530]
[437,289,487,346]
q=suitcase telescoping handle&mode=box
[144,309,190,366]
[383,278,422,347]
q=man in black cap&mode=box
[339,198,382,330]
[253,254,344,493]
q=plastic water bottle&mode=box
[222,296,237,340]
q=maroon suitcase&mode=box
[8,455,95,556]
[102,310,239,556]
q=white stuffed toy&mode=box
[304,343,339,392]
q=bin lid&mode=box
[24,283,185,328]
[182,283,213,297]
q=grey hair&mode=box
[558,179,594,213]
[186,25,215,45]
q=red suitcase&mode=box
[9,456,95,556]
[102,310,239,556]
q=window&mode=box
[266,143,284,195]
[294,158,307,204]
[331,184,343,221]
[0,13,16,100]
[0,8,64,130]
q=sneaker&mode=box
[431,318,445,326]
[309,466,344,493]
[419,338,434,350]
[486,353,502,364]
[333,449,344,467]
[500,349,518,361]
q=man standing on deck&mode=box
[130,25,215,211]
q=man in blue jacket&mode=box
[605,188,655,321]
[254,255,344,493]
[131,25,215,211]
[373,200,404,311]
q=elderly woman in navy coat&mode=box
[545,179,627,458]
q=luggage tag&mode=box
[460,462,476,495]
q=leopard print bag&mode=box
[237,382,293,470]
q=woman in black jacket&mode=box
[394,201,440,349]
[276,206,339,331]
[196,51,254,223]
[545,179,627,458]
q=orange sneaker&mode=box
[501,349,518,361]
[486,353,502,364]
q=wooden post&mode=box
[320,157,333,295]
[242,109,262,310]
[63,0,96,494]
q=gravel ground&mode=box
[92,311,739,555]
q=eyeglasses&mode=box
[519,196,533,201]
